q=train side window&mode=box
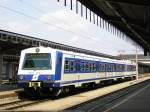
[114,64,117,72]
[106,64,109,72]
[89,62,92,72]
[119,65,121,71]
[112,64,115,72]
[127,65,131,71]
[122,65,124,71]
[99,63,102,72]
[105,63,108,72]
[110,64,112,72]
[122,65,125,71]
[100,63,105,72]
[133,66,136,71]
[70,61,73,71]
[119,65,122,72]
[92,62,96,72]
[127,65,129,71]
[116,64,119,71]
[132,66,135,71]
[85,62,90,72]
[64,60,69,72]
[108,64,112,72]
[80,61,85,72]
[70,60,76,72]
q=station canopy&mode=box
[78,0,150,54]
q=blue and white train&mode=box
[17,47,136,95]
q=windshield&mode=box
[22,53,51,70]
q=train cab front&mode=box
[17,47,56,90]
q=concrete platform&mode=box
[22,75,150,111]
[0,84,22,99]
[105,80,150,112]
[0,83,19,92]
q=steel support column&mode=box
[144,48,148,56]
[0,52,2,84]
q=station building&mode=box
[119,54,150,74]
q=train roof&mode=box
[21,46,135,65]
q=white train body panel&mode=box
[17,47,136,88]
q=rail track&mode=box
[0,90,52,111]
[68,80,150,112]
[0,99,38,110]
[0,75,149,111]
[0,80,124,111]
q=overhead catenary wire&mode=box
[0,2,137,53]
[18,1,111,44]
[0,4,95,41]
[0,3,120,50]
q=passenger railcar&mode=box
[17,47,136,96]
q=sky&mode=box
[0,0,143,56]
